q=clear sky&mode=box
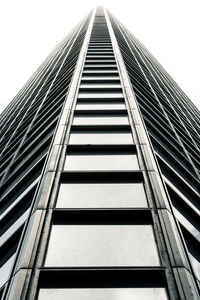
[0,0,200,113]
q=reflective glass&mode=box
[80,84,121,89]
[81,76,120,80]
[78,93,123,99]
[76,103,126,110]
[0,209,30,247]
[73,116,129,125]
[64,154,139,171]
[56,182,147,208]
[38,288,168,300]
[188,252,200,281]
[173,207,200,241]
[45,225,160,267]
[0,254,16,288]
[69,132,133,144]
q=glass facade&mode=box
[45,224,160,267]
[0,6,199,300]
[38,288,169,300]
[56,182,147,208]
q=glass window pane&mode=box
[0,209,30,247]
[0,254,16,288]
[188,252,200,281]
[45,225,160,267]
[64,154,139,171]
[56,183,147,208]
[73,116,129,125]
[69,132,133,145]
[78,93,123,99]
[173,207,200,242]
[80,84,121,89]
[38,288,168,300]
[76,103,126,110]
[81,76,120,80]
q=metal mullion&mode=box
[147,55,200,127]
[0,40,69,141]
[149,132,195,175]
[152,138,200,188]
[12,130,54,172]
[0,145,21,172]
[0,34,75,157]
[143,116,184,154]
[168,121,200,160]
[179,134,200,159]
[140,107,178,141]
[137,43,200,147]
[0,21,81,134]
[0,132,26,164]
[41,54,80,101]
[19,119,56,156]
[120,55,159,101]
[107,11,199,299]
[137,95,172,130]
[27,104,62,139]
[189,154,200,172]
[156,154,200,201]
[5,154,48,195]
[0,22,85,186]
[35,94,66,123]
[6,134,52,182]
[132,82,164,112]
[124,29,200,181]
[3,10,96,300]
[0,154,46,205]
[21,118,58,155]
[140,103,182,139]
[181,140,200,162]
[120,25,195,139]
[132,81,166,111]
[32,104,63,136]
[0,25,78,127]
[0,159,14,177]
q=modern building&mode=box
[0,6,200,300]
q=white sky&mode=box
[0,0,200,113]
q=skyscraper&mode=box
[0,6,199,300]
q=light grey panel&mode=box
[73,116,129,125]
[84,65,117,68]
[76,103,126,110]
[45,225,160,267]
[78,93,123,98]
[56,182,147,208]
[38,288,168,300]
[64,154,139,171]
[69,132,133,144]
[83,70,118,74]
[80,84,121,88]
[81,76,120,80]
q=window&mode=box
[38,288,168,300]
[57,182,147,208]
[0,254,16,288]
[45,223,160,267]
[64,148,139,171]
[181,227,200,281]
[73,115,129,125]
[69,131,133,144]
[78,93,123,99]
[76,103,126,110]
